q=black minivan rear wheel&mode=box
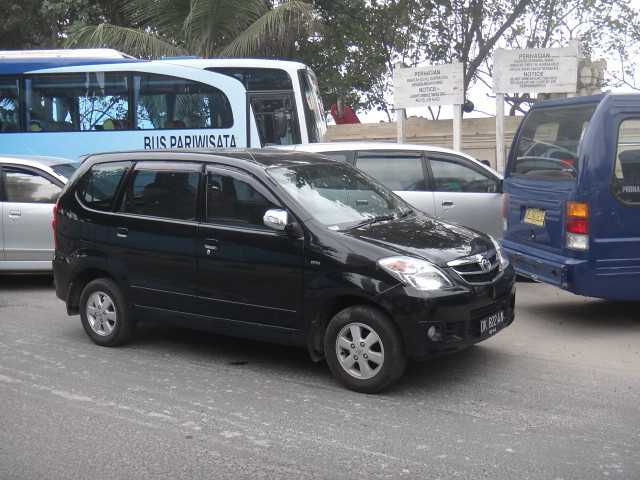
[79,278,134,347]
[324,305,406,393]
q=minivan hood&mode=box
[340,214,492,266]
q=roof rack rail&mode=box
[0,49,134,59]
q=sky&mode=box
[357,2,640,124]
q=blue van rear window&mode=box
[510,104,597,180]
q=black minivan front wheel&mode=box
[79,278,134,347]
[324,305,406,393]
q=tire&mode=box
[324,305,406,393]
[79,278,134,347]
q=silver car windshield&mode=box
[267,162,411,230]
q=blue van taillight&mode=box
[566,201,589,251]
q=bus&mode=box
[0,49,326,159]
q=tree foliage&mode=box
[0,0,126,49]
[65,0,315,59]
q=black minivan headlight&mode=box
[489,236,509,271]
[378,256,453,291]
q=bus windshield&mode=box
[510,104,597,180]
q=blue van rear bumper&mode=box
[502,240,588,290]
[502,240,640,300]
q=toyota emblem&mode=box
[479,257,492,272]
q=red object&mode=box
[567,218,588,234]
[330,103,360,124]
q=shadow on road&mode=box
[0,274,54,291]
[134,321,330,378]
[523,298,640,330]
[131,320,502,395]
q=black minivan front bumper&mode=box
[379,266,516,360]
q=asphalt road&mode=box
[1,277,639,480]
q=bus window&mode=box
[134,73,233,130]
[0,77,20,132]
[249,94,300,145]
[613,118,640,204]
[26,73,129,132]
[206,67,293,90]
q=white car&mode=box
[278,142,503,239]
[0,155,77,272]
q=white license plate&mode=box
[480,310,505,337]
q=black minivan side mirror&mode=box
[263,208,303,238]
[263,209,288,231]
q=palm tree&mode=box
[65,0,315,59]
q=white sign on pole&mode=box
[393,63,464,109]
[493,47,578,94]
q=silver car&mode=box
[280,142,503,239]
[0,156,77,272]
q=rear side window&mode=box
[78,162,130,211]
[3,167,61,203]
[356,152,427,191]
[510,104,597,180]
[206,170,278,228]
[613,118,640,205]
[430,158,499,193]
[122,168,199,221]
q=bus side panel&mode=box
[0,128,246,160]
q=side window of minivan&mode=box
[613,118,640,205]
[430,157,498,193]
[355,151,427,191]
[206,168,278,228]
[78,162,131,211]
[121,167,199,221]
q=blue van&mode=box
[503,93,640,300]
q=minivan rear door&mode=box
[112,161,200,313]
[504,103,598,254]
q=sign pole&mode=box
[395,62,407,144]
[397,106,406,144]
[495,93,505,173]
[453,104,462,151]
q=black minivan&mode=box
[53,150,515,392]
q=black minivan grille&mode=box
[448,252,501,285]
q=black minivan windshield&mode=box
[510,104,597,180]
[267,162,411,229]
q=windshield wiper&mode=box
[347,214,397,230]
[398,208,414,218]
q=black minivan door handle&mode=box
[204,239,219,256]
[116,227,128,238]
